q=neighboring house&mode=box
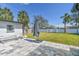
[0,20,24,39]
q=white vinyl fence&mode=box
[40,29,79,33]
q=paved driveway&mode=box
[0,39,79,56]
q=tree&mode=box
[61,13,72,33]
[71,3,79,33]
[18,10,29,35]
[34,16,49,29]
[0,8,3,20]
[0,7,13,21]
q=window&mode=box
[7,25,14,33]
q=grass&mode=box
[27,32,79,47]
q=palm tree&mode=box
[3,8,13,21]
[0,8,3,20]
[61,13,71,33]
[0,8,13,21]
[18,10,29,35]
[71,3,79,33]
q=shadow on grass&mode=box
[24,39,42,43]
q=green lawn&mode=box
[27,32,79,47]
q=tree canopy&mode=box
[18,10,29,28]
[34,16,49,29]
[0,8,13,21]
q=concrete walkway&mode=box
[0,38,79,56]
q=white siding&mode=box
[0,21,23,37]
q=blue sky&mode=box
[0,3,73,27]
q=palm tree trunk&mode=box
[22,24,25,36]
[77,12,79,33]
[64,22,66,33]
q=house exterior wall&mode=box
[0,21,23,37]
